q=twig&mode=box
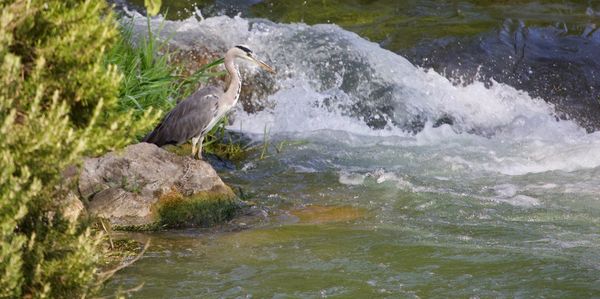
[99,218,114,250]
[95,282,145,299]
[97,240,150,285]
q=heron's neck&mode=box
[224,58,242,107]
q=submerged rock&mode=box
[290,205,367,224]
[79,143,238,229]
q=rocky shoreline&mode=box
[73,142,248,230]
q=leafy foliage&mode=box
[0,0,155,297]
[144,0,162,16]
[0,0,246,295]
[106,23,176,119]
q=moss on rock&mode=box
[155,188,239,228]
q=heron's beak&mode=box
[250,56,276,74]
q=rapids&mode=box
[108,7,600,298]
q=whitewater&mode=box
[114,11,600,298]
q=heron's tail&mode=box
[142,127,174,147]
[141,129,158,144]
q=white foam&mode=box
[338,170,413,190]
[374,171,412,190]
[129,13,600,176]
[496,195,541,208]
[231,80,406,137]
[493,184,519,198]
[338,172,365,186]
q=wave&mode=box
[128,12,600,175]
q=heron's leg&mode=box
[197,136,205,160]
[191,136,200,159]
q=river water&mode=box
[108,1,600,297]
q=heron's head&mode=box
[232,45,276,74]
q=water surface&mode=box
[109,1,600,297]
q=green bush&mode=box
[0,0,249,296]
[0,0,155,297]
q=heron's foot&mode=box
[192,149,203,160]
[191,145,201,160]
[196,145,204,160]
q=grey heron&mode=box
[142,45,275,159]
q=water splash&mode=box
[128,12,600,177]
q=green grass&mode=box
[105,21,179,116]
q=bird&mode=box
[142,45,275,159]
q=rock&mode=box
[289,205,367,224]
[79,143,238,228]
[405,23,600,132]
[49,165,86,223]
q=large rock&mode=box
[79,143,238,228]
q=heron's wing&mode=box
[143,86,223,146]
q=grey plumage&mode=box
[142,45,275,159]
[142,86,222,147]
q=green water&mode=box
[107,137,600,297]
[109,166,599,297]
[126,0,598,51]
